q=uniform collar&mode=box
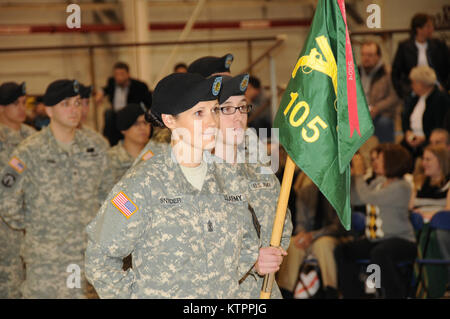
[43,125,87,155]
[0,124,31,144]
[117,140,134,163]
[162,146,222,195]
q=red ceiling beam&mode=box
[0,18,311,35]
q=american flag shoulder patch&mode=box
[111,191,138,219]
[8,156,26,174]
[142,149,154,161]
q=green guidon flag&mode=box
[273,0,374,230]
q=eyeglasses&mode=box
[220,104,252,115]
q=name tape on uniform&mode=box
[111,191,139,219]
[224,194,244,202]
[160,197,182,205]
[8,156,26,174]
[249,181,273,190]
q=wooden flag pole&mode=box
[260,155,296,299]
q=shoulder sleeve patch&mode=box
[111,191,139,219]
[141,149,154,161]
[8,156,26,174]
[1,172,18,188]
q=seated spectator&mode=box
[409,144,450,289]
[335,144,416,298]
[95,62,152,146]
[364,145,384,185]
[411,129,450,187]
[173,62,188,73]
[277,172,350,299]
[359,41,400,142]
[401,66,449,161]
[392,13,449,100]
[429,128,450,150]
[410,145,450,221]
[352,146,385,213]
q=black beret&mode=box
[0,82,26,106]
[219,73,249,104]
[43,79,80,106]
[79,84,92,99]
[187,53,233,77]
[116,103,146,131]
[35,95,44,104]
[151,73,222,121]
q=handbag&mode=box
[294,254,322,299]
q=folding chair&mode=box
[414,211,450,298]
[351,211,366,235]
[405,212,424,297]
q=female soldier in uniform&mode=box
[214,74,293,298]
[106,103,151,188]
[131,53,234,167]
[85,72,259,298]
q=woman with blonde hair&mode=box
[410,144,450,220]
[401,66,450,160]
[85,73,260,298]
[410,144,450,290]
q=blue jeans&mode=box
[373,115,394,143]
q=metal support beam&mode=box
[269,55,278,123]
[147,0,309,7]
[0,2,120,11]
[154,0,207,84]
[88,47,99,131]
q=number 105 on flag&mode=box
[283,92,328,143]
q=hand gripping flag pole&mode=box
[260,155,296,299]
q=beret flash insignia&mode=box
[212,77,222,96]
[240,74,249,92]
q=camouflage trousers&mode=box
[0,220,25,299]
